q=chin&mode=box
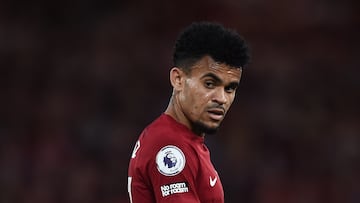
[192,121,220,135]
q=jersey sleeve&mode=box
[128,136,201,203]
[149,144,200,203]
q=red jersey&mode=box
[128,114,224,203]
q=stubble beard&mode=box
[191,120,220,135]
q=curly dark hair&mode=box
[173,22,250,72]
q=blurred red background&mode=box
[1,0,359,202]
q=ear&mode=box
[169,67,185,91]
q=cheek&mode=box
[184,80,212,113]
[185,89,205,111]
[191,90,212,114]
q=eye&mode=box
[204,80,216,89]
[225,84,238,93]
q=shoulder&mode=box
[140,114,187,148]
[136,115,198,163]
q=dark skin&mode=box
[165,55,242,136]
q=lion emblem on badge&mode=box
[164,152,177,168]
[156,145,186,176]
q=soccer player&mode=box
[128,22,250,203]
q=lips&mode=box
[207,108,225,121]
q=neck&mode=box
[164,96,184,126]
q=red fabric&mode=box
[128,114,224,203]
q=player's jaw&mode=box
[191,120,219,135]
[191,108,226,135]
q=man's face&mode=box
[178,56,242,134]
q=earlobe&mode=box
[169,67,184,90]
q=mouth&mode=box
[207,108,225,121]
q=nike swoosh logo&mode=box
[209,176,217,187]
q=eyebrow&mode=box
[201,72,240,87]
[201,72,222,83]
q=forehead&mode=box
[189,56,242,80]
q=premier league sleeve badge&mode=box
[156,145,186,176]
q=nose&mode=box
[212,88,228,105]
